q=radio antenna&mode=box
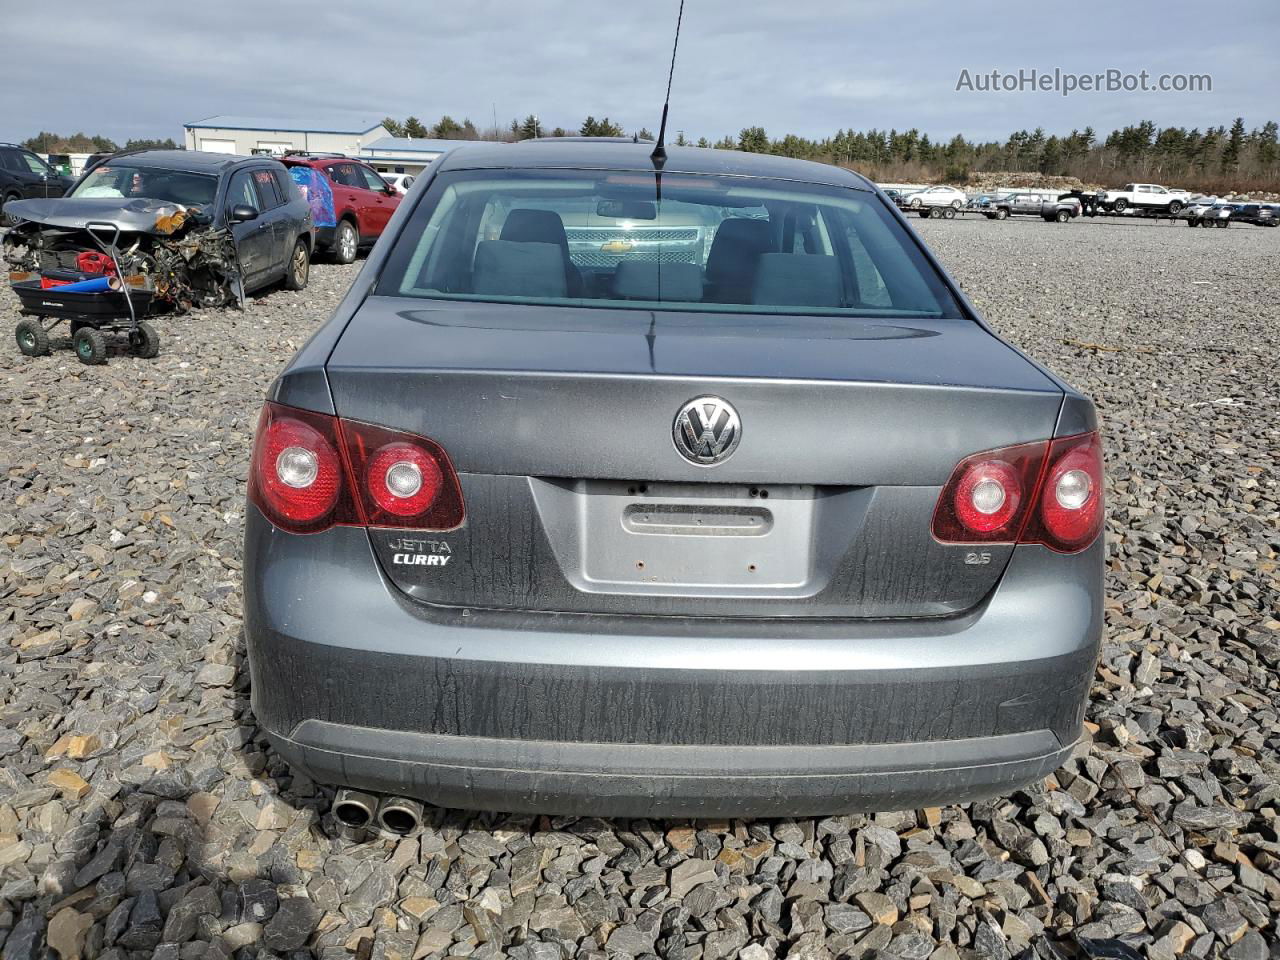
[650,0,685,169]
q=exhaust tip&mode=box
[332,789,378,830]
[377,796,424,836]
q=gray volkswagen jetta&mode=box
[243,140,1103,825]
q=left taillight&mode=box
[249,401,464,534]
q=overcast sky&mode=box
[3,0,1277,145]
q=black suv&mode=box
[0,143,74,226]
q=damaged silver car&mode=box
[4,150,313,312]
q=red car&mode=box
[280,154,400,263]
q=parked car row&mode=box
[882,180,1278,229]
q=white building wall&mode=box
[183,126,390,157]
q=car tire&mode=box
[951,199,962,210]
[285,239,310,290]
[1,193,22,227]
[73,327,108,365]
[1186,219,1198,227]
[15,318,50,357]
[917,209,930,218]
[1201,219,1214,228]
[1055,210,1069,223]
[944,207,956,219]
[909,198,921,209]
[1112,198,1128,213]
[1168,200,1183,214]
[129,320,160,359]
[333,220,358,264]
[995,208,1009,221]
[1216,219,1228,228]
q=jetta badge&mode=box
[673,396,742,466]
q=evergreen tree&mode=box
[402,117,429,138]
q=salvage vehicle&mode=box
[1099,183,1190,214]
[0,143,74,226]
[280,154,401,263]
[984,192,1081,223]
[243,140,1104,821]
[1183,199,1232,228]
[901,184,967,210]
[6,151,313,363]
[1228,202,1277,227]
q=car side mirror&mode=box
[384,185,397,196]
[228,204,259,223]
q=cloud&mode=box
[0,0,1275,144]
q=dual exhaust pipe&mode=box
[333,789,425,837]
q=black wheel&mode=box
[15,318,50,357]
[951,199,963,210]
[1055,210,1069,223]
[73,326,107,365]
[917,208,930,218]
[1216,218,1228,228]
[129,320,160,358]
[1112,198,1128,213]
[332,220,358,264]
[285,239,310,290]
[944,207,956,219]
[1201,218,1214,228]
[1168,200,1183,214]
[995,208,1009,221]
[0,193,22,227]
[908,198,921,209]
[1186,219,1198,227]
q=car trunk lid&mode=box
[326,298,1063,619]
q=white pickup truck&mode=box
[1101,183,1192,214]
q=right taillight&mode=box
[931,431,1103,554]
[249,401,464,535]
[1021,432,1104,553]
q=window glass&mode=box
[18,152,52,175]
[226,170,259,210]
[356,165,389,192]
[375,169,963,319]
[70,163,218,206]
[327,163,364,188]
[252,168,283,209]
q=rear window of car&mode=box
[376,168,964,319]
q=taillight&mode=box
[1021,433,1104,553]
[339,419,464,530]
[250,404,353,534]
[931,441,1047,543]
[249,401,464,534]
[931,432,1103,554]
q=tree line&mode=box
[22,132,180,154]
[22,115,1279,193]
[378,114,1278,192]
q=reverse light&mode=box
[249,401,464,534]
[931,432,1103,554]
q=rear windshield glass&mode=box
[376,169,964,318]
[70,164,219,208]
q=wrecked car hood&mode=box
[5,197,209,234]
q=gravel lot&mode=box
[1,219,1277,960]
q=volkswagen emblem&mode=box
[672,396,742,466]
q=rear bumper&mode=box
[244,508,1102,817]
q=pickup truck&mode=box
[981,192,1081,223]
[1100,183,1191,214]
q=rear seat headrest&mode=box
[611,261,703,302]
[752,253,843,307]
[473,240,568,298]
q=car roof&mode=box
[433,140,873,190]
[98,150,271,173]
